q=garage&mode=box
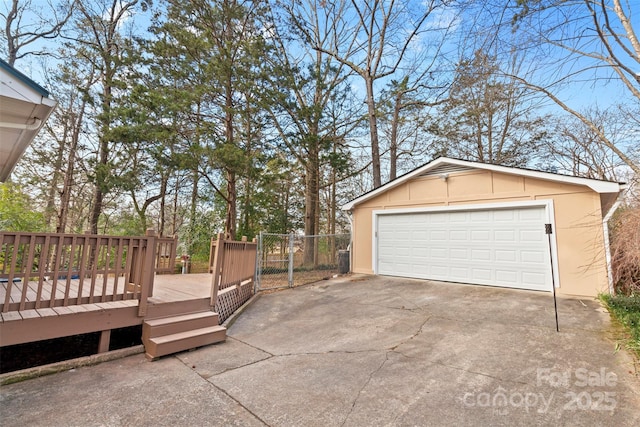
[376,204,552,291]
[342,157,626,297]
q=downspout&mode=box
[602,187,627,294]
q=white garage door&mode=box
[376,206,552,291]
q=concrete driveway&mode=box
[1,275,639,426]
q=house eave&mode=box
[341,157,624,211]
[0,59,56,182]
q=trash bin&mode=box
[338,250,350,274]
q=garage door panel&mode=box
[472,268,492,280]
[377,206,552,291]
[449,212,467,222]
[469,210,491,221]
[450,267,470,279]
[495,250,516,262]
[414,230,429,239]
[520,208,545,220]
[494,210,515,221]
[430,265,448,276]
[521,250,545,263]
[430,247,448,258]
[471,230,491,241]
[430,213,448,223]
[413,247,429,257]
[495,230,516,241]
[520,230,544,242]
[450,230,468,240]
[471,249,491,261]
[522,271,547,286]
[450,248,468,259]
[430,230,447,241]
[495,270,518,283]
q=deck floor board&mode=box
[1,273,213,312]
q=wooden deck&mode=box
[150,273,211,303]
[1,233,257,362]
[0,273,212,312]
[1,276,136,312]
[0,273,215,348]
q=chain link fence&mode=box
[256,233,350,291]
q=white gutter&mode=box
[602,187,627,294]
[0,117,42,130]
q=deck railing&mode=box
[209,233,257,322]
[0,229,177,316]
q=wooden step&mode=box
[142,311,219,341]
[146,298,212,319]
[144,325,226,360]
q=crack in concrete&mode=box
[228,336,275,357]
[272,348,383,358]
[340,350,390,427]
[390,316,432,351]
[339,317,434,426]
[207,354,275,378]
[208,338,385,377]
[349,296,433,312]
[427,359,530,386]
[208,380,272,426]
[173,354,271,426]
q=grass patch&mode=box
[600,293,640,357]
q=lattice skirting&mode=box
[215,281,254,323]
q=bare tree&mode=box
[432,49,548,167]
[267,0,359,264]
[2,0,75,65]
[507,0,640,175]
[543,106,634,181]
[286,0,456,188]
[66,0,147,234]
[379,70,447,181]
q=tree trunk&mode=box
[57,107,84,233]
[224,75,236,240]
[159,175,167,236]
[188,168,199,254]
[389,90,403,181]
[226,171,237,240]
[365,77,382,188]
[303,139,320,266]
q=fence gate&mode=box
[256,233,350,291]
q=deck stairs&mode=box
[142,310,226,360]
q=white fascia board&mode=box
[447,158,622,193]
[342,157,623,211]
[341,161,437,211]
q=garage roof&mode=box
[342,157,625,211]
[0,59,57,181]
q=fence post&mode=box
[255,231,262,293]
[288,233,294,288]
[210,232,224,308]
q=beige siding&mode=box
[351,170,608,297]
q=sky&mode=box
[3,0,638,182]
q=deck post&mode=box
[138,229,156,317]
[98,330,111,353]
[210,233,224,308]
[209,237,217,273]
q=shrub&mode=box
[609,200,640,295]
